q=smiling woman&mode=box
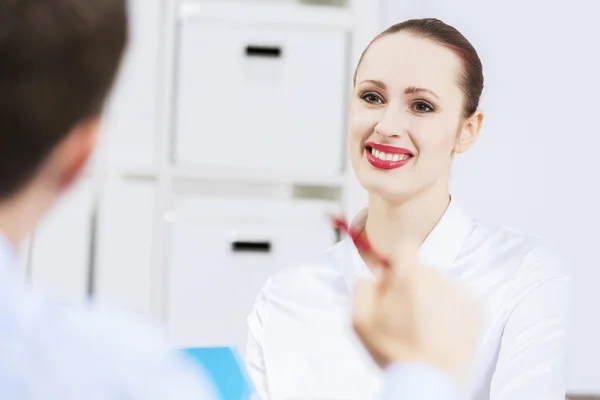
[245,18,571,400]
[348,19,483,205]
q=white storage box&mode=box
[29,180,94,305]
[166,197,338,353]
[93,178,157,317]
[173,17,348,175]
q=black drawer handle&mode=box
[231,240,271,253]
[245,45,282,58]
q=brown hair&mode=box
[0,0,128,198]
[354,18,484,118]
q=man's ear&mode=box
[47,116,101,192]
[454,110,484,154]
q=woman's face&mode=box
[348,32,482,201]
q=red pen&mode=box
[330,215,390,269]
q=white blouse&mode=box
[245,199,572,400]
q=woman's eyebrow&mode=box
[405,86,440,100]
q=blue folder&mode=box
[182,346,255,400]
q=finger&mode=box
[371,263,385,282]
[377,262,412,297]
[352,278,377,334]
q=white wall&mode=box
[383,0,600,394]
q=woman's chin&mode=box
[357,176,413,202]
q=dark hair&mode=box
[0,0,128,198]
[354,18,484,118]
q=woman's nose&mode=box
[374,107,407,139]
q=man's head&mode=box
[0,0,128,244]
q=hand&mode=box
[352,241,481,385]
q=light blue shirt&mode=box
[0,234,217,399]
[381,362,461,400]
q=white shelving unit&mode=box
[26,0,384,336]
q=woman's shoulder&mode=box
[468,218,571,283]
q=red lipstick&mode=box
[365,142,414,170]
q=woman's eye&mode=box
[360,92,383,104]
[412,101,434,113]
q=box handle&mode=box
[245,45,282,58]
[231,240,271,253]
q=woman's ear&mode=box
[454,110,484,154]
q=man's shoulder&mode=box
[0,287,216,399]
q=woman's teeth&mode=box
[371,148,410,162]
